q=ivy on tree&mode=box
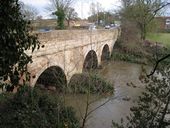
[55,7,66,29]
[0,0,40,90]
[48,0,74,29]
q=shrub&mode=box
[112,67,170,128]
[0,0,40,90]
[0,86,79,128]
[69,73,114,94]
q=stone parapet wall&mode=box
[37,29,119,42]
[27,28,120,58]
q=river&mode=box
[63,61,151,128]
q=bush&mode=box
[69,73,114,94]
[111,50,147,64]
[0,86,79,128]
[0,0,40,89]
[112,67,170,128]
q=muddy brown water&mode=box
[62,61,151,128]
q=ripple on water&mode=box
[64,61,150,128]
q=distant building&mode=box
[155,16,170,30]
[165,18,170,29]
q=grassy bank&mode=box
[112,33,170,66]
[111,40,150,65]
[111,49,148,64]
[146,33,170,47]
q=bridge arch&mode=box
[83,50,98,71]
[26,29,120,86]
[101,44,110,62]
[35,66,67,90]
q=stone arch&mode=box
[29,53,67,87]
[83,50,98,71]
[101,44,110,62]
[35,66,67,90]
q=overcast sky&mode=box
[20,0,121,19]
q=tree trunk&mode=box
[140,23,146,40]
[67,20,70,27]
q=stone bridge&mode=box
[27,28,120,87]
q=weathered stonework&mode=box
[27,28,120,86]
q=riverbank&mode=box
[146,33,170,47]
[111,38,170,66]
[0,60,151,128]
[1,34,169,128]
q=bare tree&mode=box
[47,0,75,29]
[119,0,170,40]
[89,2,103,24]
[89,2,97,22]
[65,7,78,27]
[20,3,39,20]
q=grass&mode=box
[146,33,170,47]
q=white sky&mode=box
[20,0,121,19]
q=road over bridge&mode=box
[27,28,120,87]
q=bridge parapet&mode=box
[28,28,120,58]
[38,29,119,42]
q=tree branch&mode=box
[148,2,170,24]
[147,54,170,77]
[86,95,120,117]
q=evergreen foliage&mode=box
[0,86,79,128]
[0,0,40,88]
[112,66,170,128]
[55,8,66,29]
